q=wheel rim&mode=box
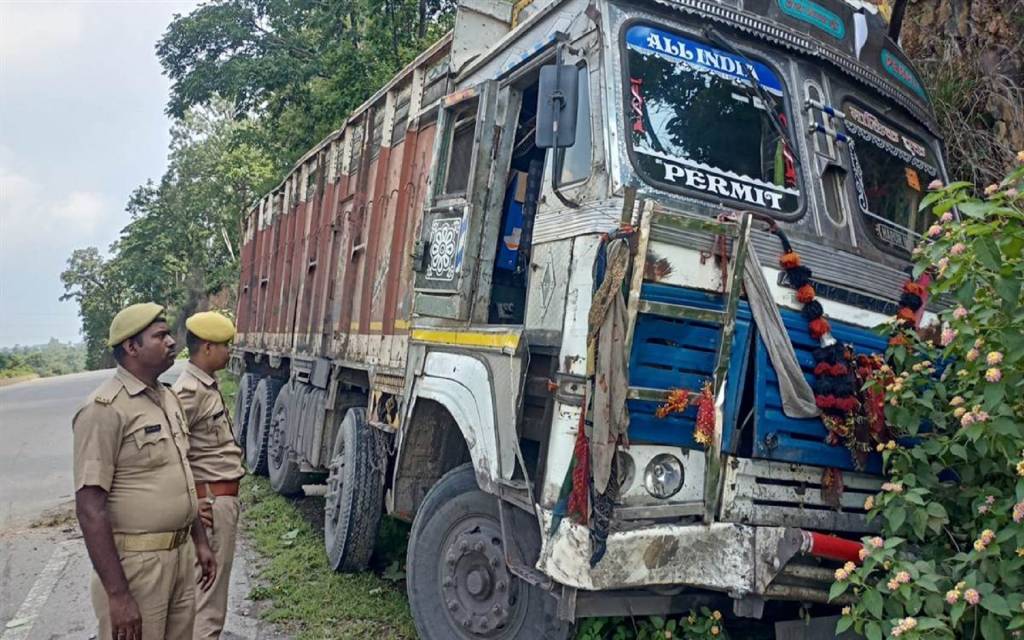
[324,440,346,544]
[438,516,522,638]
[268,402,287,472]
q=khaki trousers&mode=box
[193,495,240,640]
[91,542,196,639]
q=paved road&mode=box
[0,365,286,639]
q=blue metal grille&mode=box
[627,284,752,449]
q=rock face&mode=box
[899,0,1023,184]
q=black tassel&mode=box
[787,265,813,288]
[801,300,825,320]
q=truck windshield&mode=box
[623,24,800,214]
[843,101,941,256]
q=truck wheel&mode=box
[233,372,258,448]
[268,385,308,495]
[245,377,283,476]
[324,407,383,572]
[407,464,570,640]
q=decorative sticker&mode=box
[881,50,926,100]
[905,167,921,191]
[425,217,461,282]
[625,26,784,95]
[777,0,846,40]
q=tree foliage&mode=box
[157,0,455,169]
[0,340,87,379]
[832,159,1024,639]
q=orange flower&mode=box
[896,307,917,323]
[809,317,831,339]
[903,282,925,296]
[796,284,816,303]
[655,388,692,419]
[779,251,801,269]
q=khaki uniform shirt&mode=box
[172,362,245,484]
[72,366,198,534]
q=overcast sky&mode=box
[0,0,200,347]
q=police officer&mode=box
[74,303,217,640]
[171,311,245,640]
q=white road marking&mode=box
[1,539,83,640]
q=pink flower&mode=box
[952,306,968,320]
[937,257,950,273]
[950,242,967,256]
[986,368,1002,382]
[888,577,901,590]
[974,338,985,349]
[966,348,980,362]
[927,224,943,237]
[978,505,989,514]
[964,589,981,605]
[928,179,944,190]
[1013,502,1024,524]
[835,567,850,581]
[973,410,990,423]
[985,495,996,505]
[946,590,960,604]
[984,184,999,196]
[961,413,976,428]
[1008,188,1019,198]
[871,536,884,549]
[941,328,957,346]
[986,351,1003,366]
[981,529,995,544]
[1018,150,1024,164]
[896,571,911,584]
[940,211,954,223]
[859,547,869,561]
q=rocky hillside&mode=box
[900,0,1024,185]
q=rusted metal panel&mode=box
[236,38,451,375]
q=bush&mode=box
[832,157,1024,638]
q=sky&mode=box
[0,0,200,347]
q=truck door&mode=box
[413,80,499,320]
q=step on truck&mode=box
[231,0,947,636]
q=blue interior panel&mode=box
[753,306,889,473]
[627,283,751,450]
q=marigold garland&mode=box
[655,381,715,448]
[771,229,932,477]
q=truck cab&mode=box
[232,0,945,636]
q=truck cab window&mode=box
[559,65,592,184]
[623,24,800,214]
[843,101,940,257]
[443,109,476,195]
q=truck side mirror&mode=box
[535,64,578,149]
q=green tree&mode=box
[60,247,129,369]
[156,0,455,168]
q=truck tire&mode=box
[407,464,570,640]
[245,377,283,476]
[233,372,259,448]
[267,385,308,496]
[324,407,383,572]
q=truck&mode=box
[230,0,946,636]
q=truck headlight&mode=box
[643,454,684,498]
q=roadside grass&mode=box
[241,476,416,639]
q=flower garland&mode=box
[656,380,716,447]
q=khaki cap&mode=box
[186,311,236,343]
[108,303,165,347]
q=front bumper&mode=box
[537,512,860,602]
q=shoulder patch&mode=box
[172,374,198,394]
[93,377,125,405]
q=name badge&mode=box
[144,425,162,434]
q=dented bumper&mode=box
[537,511,852,600]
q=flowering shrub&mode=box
[832,160,1024,638]
[575,609,728,639]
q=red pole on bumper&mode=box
[801,531,864,564]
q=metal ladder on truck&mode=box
[623,197,754,522]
